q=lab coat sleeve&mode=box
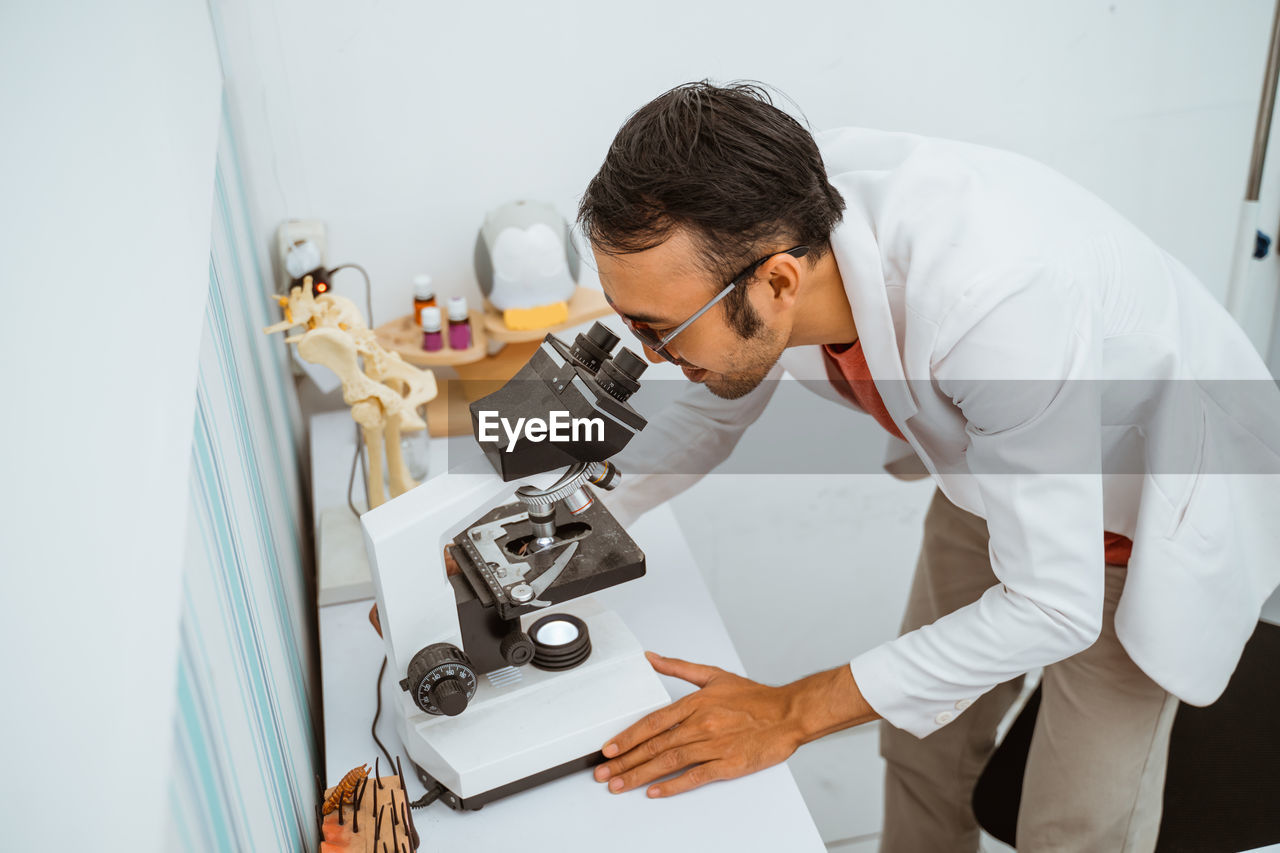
[848,265,1105,738]
[603,363,785,528]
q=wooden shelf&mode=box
[481,286,611,343]
[379,287,611,437]
[373,310,488,367]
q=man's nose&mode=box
[641,344,665,364]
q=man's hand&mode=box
[594,652,879,798]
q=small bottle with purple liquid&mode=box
[446,296,471,350]
[420,306,444,351]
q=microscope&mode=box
[360,322,669,810]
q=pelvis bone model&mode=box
[265,277,438,509]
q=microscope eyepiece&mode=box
[593,347,647,402]
[585,320,620,351]
[569,321,620,371]
[609,348,648,380]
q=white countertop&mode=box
[311,412,825,852]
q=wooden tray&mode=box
[373,310,488,367]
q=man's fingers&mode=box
[602,741,721,794]
[601,697,694,758]
[645,651,719,687]
[599,656,724,762]
[594,723,706,781]
[645,759,732,798]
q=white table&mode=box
[311,413,825,852]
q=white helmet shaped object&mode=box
[474,200,580,311]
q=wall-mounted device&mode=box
[360,322,668,810]
[275,219,328,293]
[283,237,331,296]
[272,219,378,395]
[274,220,339,392]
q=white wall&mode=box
[210,1,1280,844]
[0,2,220,850]
[212,0,1275,326]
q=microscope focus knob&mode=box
[402,643,478,717]
[500,630,535,666]
[431,678,469,717]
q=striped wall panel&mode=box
[166,102,319,852]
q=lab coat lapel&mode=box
[828,172,921,430]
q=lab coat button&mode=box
[935,711,954,725]
[955,698,973,711]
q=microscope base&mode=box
[391,598,669,806]
[409,750,604,811]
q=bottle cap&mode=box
[419,306,442,331]
[413,274,434,300]
[446,295,469,322]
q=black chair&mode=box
[972,621,1280,852]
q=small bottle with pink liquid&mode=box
[420,306,444,352]
[446,296,471,350]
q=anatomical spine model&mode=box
[265,278,437,509]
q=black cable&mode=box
[275,250,373,325]
[409,785,446,810]
[329,262,375,328]
[373,655,448,811]
[372,656,397,771]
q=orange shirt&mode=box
[822,339,1132,566]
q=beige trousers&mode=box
[880,489,1180,853]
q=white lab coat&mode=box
[606,127,1280,738]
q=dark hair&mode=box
[577,80,845,336]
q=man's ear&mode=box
[762,253,804,308]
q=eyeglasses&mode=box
[606,245,810,364]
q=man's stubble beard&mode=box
[702,323,787,401]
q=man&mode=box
[576,81,1280,851]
